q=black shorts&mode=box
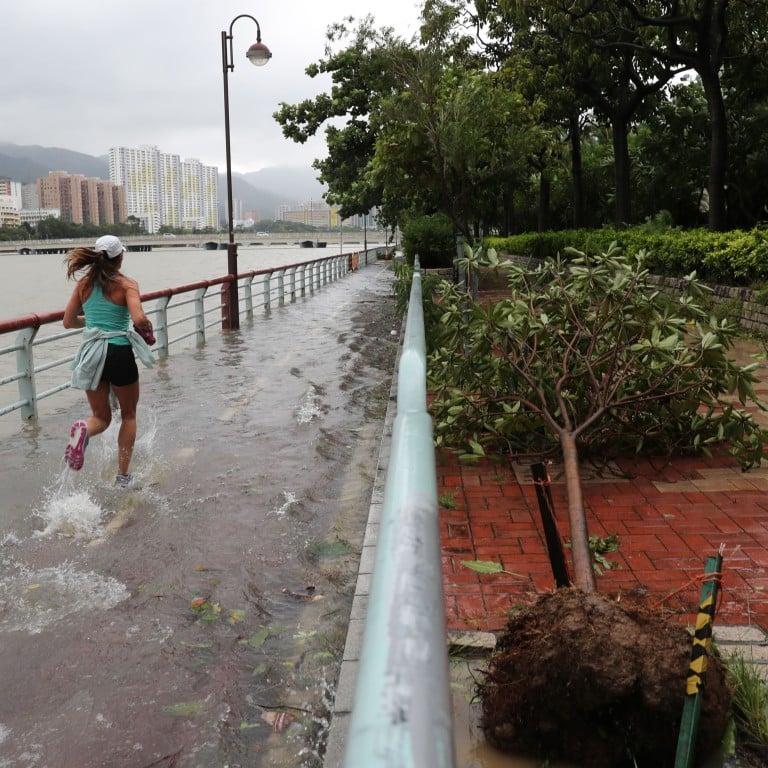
[100,343,139,387]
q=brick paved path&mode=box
[438,340,768,634]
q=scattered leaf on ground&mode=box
[282,588,325,602]
[261,711,294,732]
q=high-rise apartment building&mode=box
[36,171,125,226]
[21,183,38,209]
[109,146,161,233]
[109,145,218,234]
[38,172,84,224]
[181,160,219,231]
[0,178,23,228]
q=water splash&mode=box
[1,532,21,548]
[273,491,299,516]
[0,561,129,635]
[296,385,323,424]
[34,481,105,540]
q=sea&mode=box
[1,242,371,321]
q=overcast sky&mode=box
[1,0,422,175]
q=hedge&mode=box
[484,228,768,287]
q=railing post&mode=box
[308,263,315,295]
[154,296,170,359]
[194,287,207,346]
[263,274,271,312]
[15,327,38,421]
[243,275,255,319]
[298,264,306,297]
[277,269,285,307]
[287,267,297,302]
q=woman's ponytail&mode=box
[64,247,119,288]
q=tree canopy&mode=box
[273,0,768,237]
[424,243,767,589]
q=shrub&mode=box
[401,213,456,269]
[485,228,768,286]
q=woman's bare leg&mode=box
[112,380,140,476]
[85,382,112,437]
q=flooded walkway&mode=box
[0,262,400,768]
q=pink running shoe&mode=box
[64,420,88,470]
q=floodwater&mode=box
[0,260,401,767]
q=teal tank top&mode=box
[83,284,131,346]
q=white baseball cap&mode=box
[94,235,126,260]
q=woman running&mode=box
[63,235,155,487]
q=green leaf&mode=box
[240,626,271,648]
[461,560,504,574]
[468,439,486,456]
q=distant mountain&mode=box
[230,167,327,220]
[242,167,326,205]
[0,142,108,181]
[0,142,327,220]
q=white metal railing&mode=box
[340,258,454,768]
[0,250,381,422]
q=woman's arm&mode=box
[63,285,85,328]
[123,278,152,331]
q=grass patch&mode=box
[439,492,457,509]
[305,536,353,562]
[726,651,768,752]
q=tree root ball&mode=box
[478,588,732,767]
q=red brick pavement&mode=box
[437,448,768,633]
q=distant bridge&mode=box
[0,232,389,255]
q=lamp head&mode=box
[246,42,272,66]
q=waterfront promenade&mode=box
[0,259,402,768]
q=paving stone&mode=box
[726,644,768,664]
[714,624,768,644]
[446,630,497,652]
[438,445,768,633]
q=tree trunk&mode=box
[503,188,515,235]
[569,111,585,228]
[538,172,551,232]
[560,431,597,592]
[700,67,728,231]
[612,119,632,227]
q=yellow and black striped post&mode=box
[674,551,724,768]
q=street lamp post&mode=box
[221,14,271,330]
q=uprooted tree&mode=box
[424,242,768,591]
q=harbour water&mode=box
[0,242,383,322]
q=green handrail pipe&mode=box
[342,259,455,768]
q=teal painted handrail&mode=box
[342,261,455,768]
